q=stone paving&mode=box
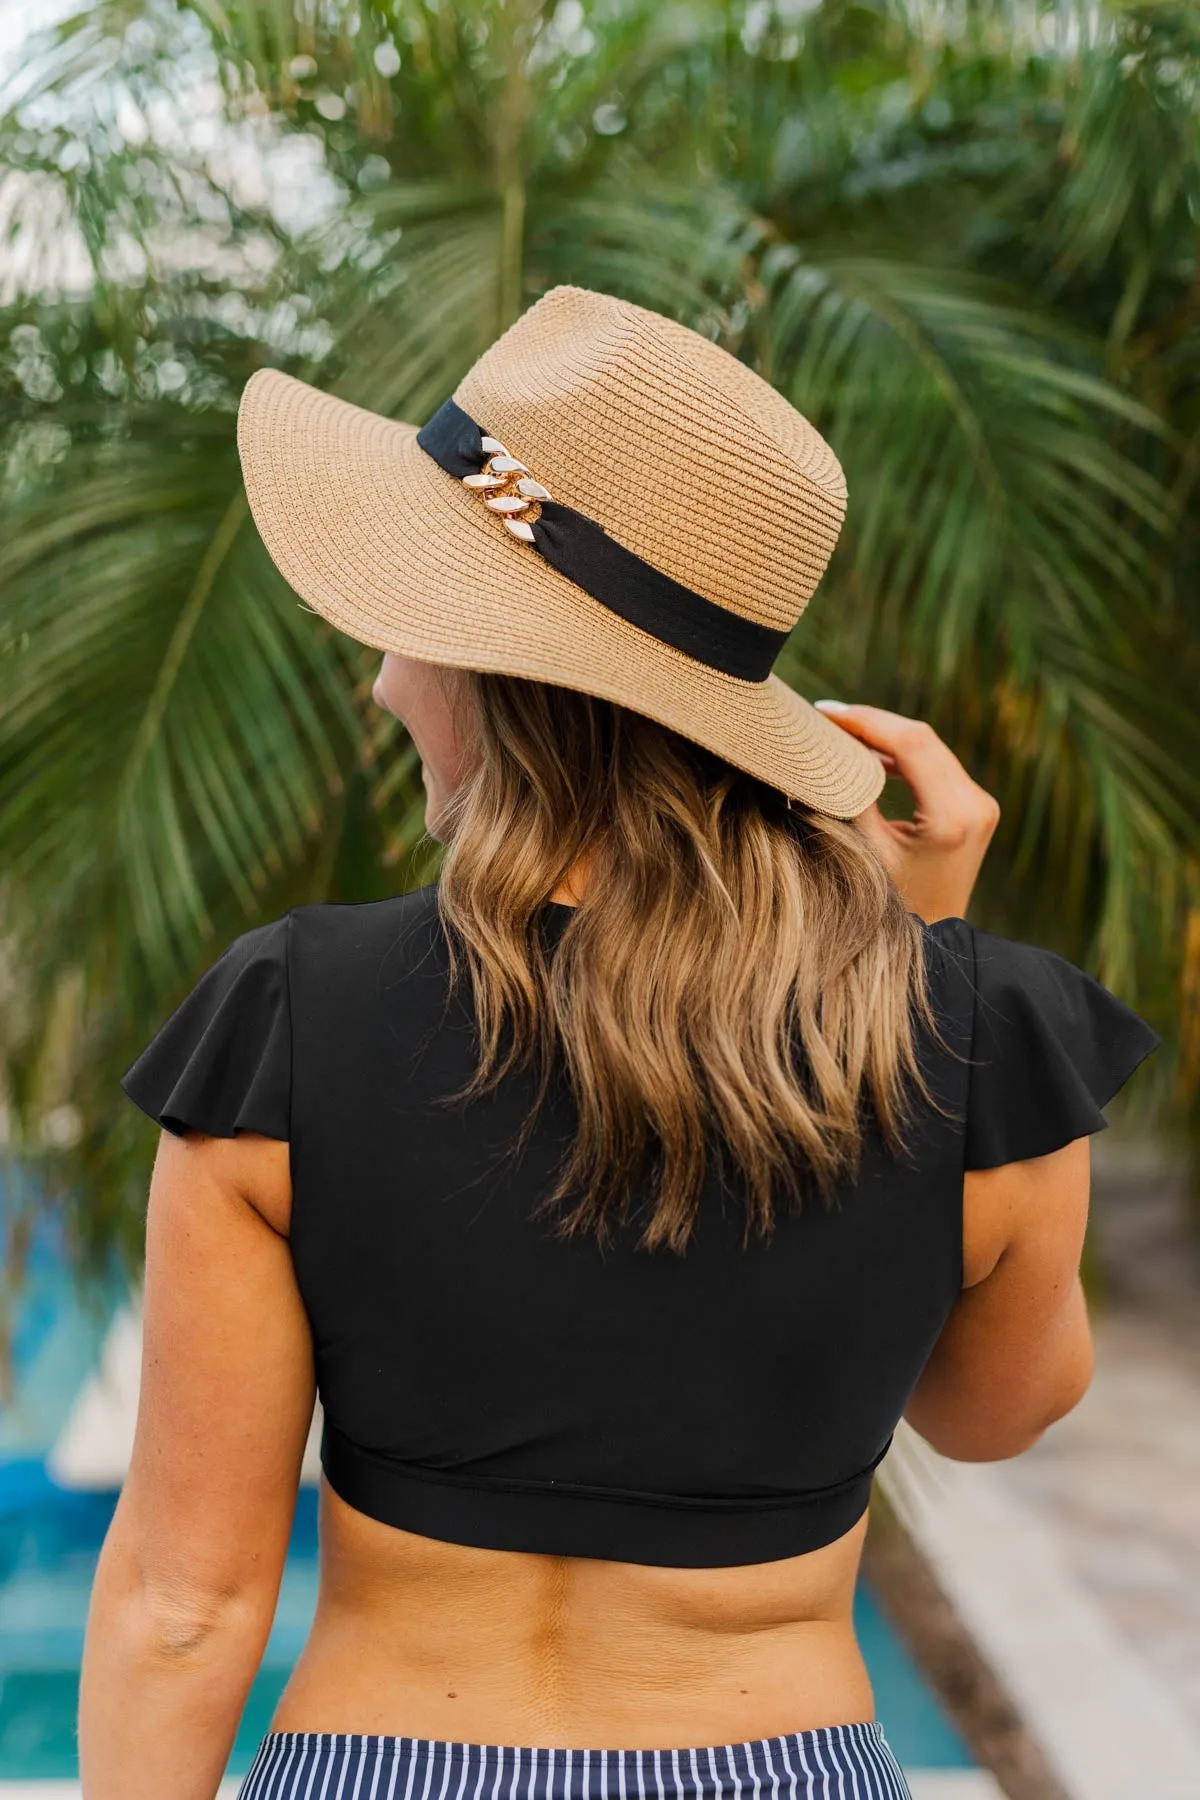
[996,1139,1200,1740]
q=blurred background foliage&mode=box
[1,0,1198,1275]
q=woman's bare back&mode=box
[273,1487,873,1746]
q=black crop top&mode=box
[123,888,1157,1568]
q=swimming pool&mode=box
[0,1195,974,1783]
[0,1468,969,1780]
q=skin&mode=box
[79,659,1093,1798]
[372,657,477,841]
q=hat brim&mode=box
[237,369,884,820]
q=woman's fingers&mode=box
[814,702,999,848]
[815,703,965,796]
[813,702,1000,920]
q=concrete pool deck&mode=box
[874,1139,1200,1800]
[880,1421,1199,1800]
[1006,1146,1200,1741]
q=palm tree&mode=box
[2,0,1197,1270]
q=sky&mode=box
[0,0,346,304]
[0,0,76,92]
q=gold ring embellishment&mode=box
[462,438,550,542]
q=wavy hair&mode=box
[437,672,930,1252]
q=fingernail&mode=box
[814,699,849,713]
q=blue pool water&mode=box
[0,1197,972,1780]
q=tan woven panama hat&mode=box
[236,285,882,818]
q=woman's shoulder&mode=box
[919,914,1156,1049]
[286,883,443,966]
[917,915,1158,1169]
[921,914,1102,990]
[285,886,450,1012]
[121,886,445,1140]
[153,884,445,994]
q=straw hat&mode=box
[236,285,882,818]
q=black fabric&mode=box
[415,395,488,479]
[321,1422,887,1567]
[927,918,1159,1169]
[122,918,292,1138]
[530,504,787,682]
[122,893,1157,1568]
[416,398,789,682]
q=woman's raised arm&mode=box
[819,702,1096,1461]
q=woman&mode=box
[80,288,1157,1800]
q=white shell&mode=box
[516,477,551,500]
[485,494,530,514]
[480,436,509,456]
[487,455,528,474]
[462,472,505,489]
[504,518,536,542]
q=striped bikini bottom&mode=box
[237,1725,912,1800]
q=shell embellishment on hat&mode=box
[461,436,551,542]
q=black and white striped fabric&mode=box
[237,1724,912,1800]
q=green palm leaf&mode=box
[2,0,1198,1267]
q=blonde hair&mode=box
[437,673,930,1252]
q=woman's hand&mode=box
[814,702,1000,922]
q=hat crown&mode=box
[455,287,846,634]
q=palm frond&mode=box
[3,0,1199,1268]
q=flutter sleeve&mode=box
[121,915,291,1139]
[927,918,1160,1170]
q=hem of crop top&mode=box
[321,1424,889,1568]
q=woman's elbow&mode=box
[908,1342,1095,1464]
[140,1581,265,1664]
[914,1418,1048,1462]
[1032,1334,1095,1437]
[91,1536,272,1669]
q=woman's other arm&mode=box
[79,1129,313,1800]
[904,1138,1094,1459]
